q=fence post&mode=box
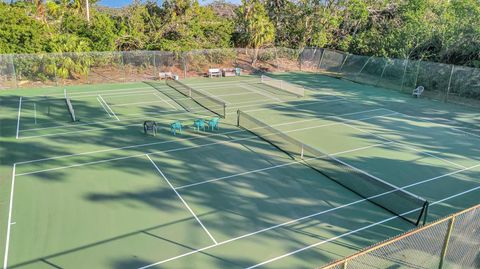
[121,51,126,83]
[10,54,18,89]
[342,261,348,269]
[438,216,456,269]
[400,58,409,91]
[376,58,389,86]
[414,60,421,87]
[153,51,157,78]
[182,52,187,79]
[339,53,349,72]
[317,48,325,70]
[444,65,455,103]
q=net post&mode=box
[236,110,240,127]
[438,216,456,269]
[422,202,429,225]
[300,144,304,159]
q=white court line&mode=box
[3,164,16,269]
[17,108,395,168]
[239,84,282,102]
[18,89,312,132]
[137,162,480,269]
[97,97,112,117]
[16,97,22,139]
[18,96,345,140]
[175,141,394,190]
[245,184,480,269]
[384,109,480,139]
[335,116,467,169]
[15,112,398,176]
[153,93,178,110]
[33,103,37,125]
[98,95,119,121]
[146,155,218,245]
[37,86,154,99]
[73,88,154,99]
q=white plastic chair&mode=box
[413,86,424,98]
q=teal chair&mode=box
[207,117,219,131]
[170,121,182,135]
[193,119,206,131]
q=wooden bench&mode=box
[208,68,222,78]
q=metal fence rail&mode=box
[320,204,480,269]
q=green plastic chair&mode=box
[170,121,182,135]
[207,117,219,131]
[193,119,206,131]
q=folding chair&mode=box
[144,121,157,136]
[207,117,220,131]
[193,119,206,131]
[170,120,182,135]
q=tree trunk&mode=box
[252,47,259,66]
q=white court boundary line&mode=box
[97,97,112,118]
[175,141,394,190]
[18,79,321,133]
[18,90,326,133]
[334,116,467,169]
[15,109,394,173]
[384,109,480,139]
[3,164,16,269]
[33,103,37,125]
[18,96,345,139]
[245,184,480,269]
[98,95,119,121]
[153,93,178,110]
[15,97,22,139]
[15,112,398,176]
[146,155,218,245]
[136,162,480,269]
[239,84,282,102]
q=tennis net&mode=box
[237,110,429,226]
[64,89,76,122]
[166,79,226,118]
[261,75,305,97]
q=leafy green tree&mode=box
[0,3,48,53]
[237,0,275,65]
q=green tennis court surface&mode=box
[0,73,479,269]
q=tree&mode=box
[0,3,48,53]
[237,0,275,65]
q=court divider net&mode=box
[166,79,227,118]
[261,75,305,97]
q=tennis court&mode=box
[0,73,479,269]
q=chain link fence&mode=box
[303,47,480,107]
[0,48,303,90]
[320,204,480,269]
[1,48,479,108]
